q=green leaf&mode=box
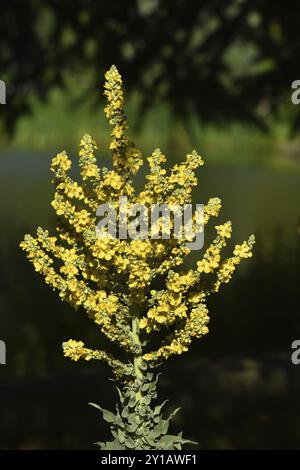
[128,397,137,408]
[121,407,129,418]
[116,387,124,404]
[143,395,151,405]
[103,439,125,450]
[94,441,104,449]
[139,405,147,417]
[174,442,182,450]
[161,419,169,435]
[127,423,138,433]
[144,434,156,447]
[135,426,145,436]
[154,400,168,416]
[102,409,116,423]
[157,434,198,450]
[118,429,125,444]
[152,419,169,437]
[168,407,181,420]
[154,373,162,384]
[158,435,178,449]
[141,383,149,392]
[89,403,116,423]
[180,438,198,446]
[88,402,102,412]
[125,437,137,449]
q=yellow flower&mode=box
[197,245,221,273]
[216,221,232,239]
[75,209,91,228]
[60,264,78,276]
[129,239,151,258]
[67,279,78,292]
[234,242,252,258]
[51,152,71,171]
[83,165,99,178]
[103,172,123,190]
[218,259,236,283]
[188,292,206,304]
[61,248,78,263]
[63,340,85,361]
[65,182,84,199]
[139,318,148,329]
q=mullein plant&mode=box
[20,66,255,450]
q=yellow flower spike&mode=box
[104,65,142,178]
[21,66,255,385]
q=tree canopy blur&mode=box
[2,0,300,131]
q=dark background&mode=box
[0,0,300,449]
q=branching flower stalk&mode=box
[20,66,255,450]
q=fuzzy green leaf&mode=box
[89,403,116,423]
[118,429,125,444]
[154,400,168,416]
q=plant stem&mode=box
[132,316,143,402]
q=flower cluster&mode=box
[20,65,255,380]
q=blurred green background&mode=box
[1,0,300,450]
